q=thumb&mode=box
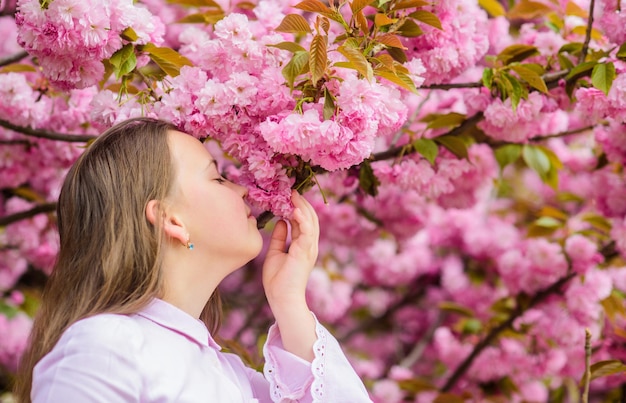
[267,220,288,255]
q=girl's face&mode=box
[166,130,263,267]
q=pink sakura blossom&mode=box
[0,15,21,56]
[479,92,546,142]
[371,379,403,403]
[0,313,32,371]
[565,269,613,326]
[497,238,568,294]
[597,0,626,44]
[595,122,626,165]
[592,168,626,217]
[16,0,164,89]
[519,23,566,61]
[565,234,603,274]
[305,267,354,323]
[357,232,435,287]
[403,0,489,84]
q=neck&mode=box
[159,244,226,319]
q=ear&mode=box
[146,200,188,246]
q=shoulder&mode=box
[57,313,144,354]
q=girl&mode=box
[14,118,372,402]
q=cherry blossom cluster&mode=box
[2,0,626,400]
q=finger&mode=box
[267,219,288,254]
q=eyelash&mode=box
[215,177,226,184]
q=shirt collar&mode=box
[136,298,221,350]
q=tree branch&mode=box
[582,328,592,403]
[529,124,596,142]
[339,282,427,342]
[441,272,577,392]
[420,82,483,90]
[0,51,29,68]
[0,203,56,227]
[579,0,596,63]
[371,112,484,162]
[0,118,96,143]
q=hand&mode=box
[262,190,319,306]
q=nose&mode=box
[228,181,248,198]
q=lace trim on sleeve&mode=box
[265,359,283,401]
[310,318,327,403]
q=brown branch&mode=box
[0,139,32,146]
[529,124,596,142]
[339,282,427,342]
[0,118,96,143]
[582,328,592,403]
[0,51,29,68]
[0,203,56,227]
[371,112,484,162]
[135,69,160,102]
[441,272,577,392]
[421,82,483,90]
[579,0,596,64]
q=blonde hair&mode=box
[14,118,222,402]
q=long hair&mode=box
[14,118,222,402]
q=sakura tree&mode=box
[1,0,626,400]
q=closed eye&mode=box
[214,177,226,184]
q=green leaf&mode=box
[391,0,429,10]
[392,0,432,10]
[422,112,466,130]
[497,44,540,65]
[375,70,418,93]
[295,0,332,13]
[522,144,550,177]
[413,138,438,165]
[323,88,335,120]
[502,72,526,110]
[268,41,307,53]
[282,50,309,89]
[396,19,423,37]
[580,360,626,386]
[0,301,20,319]
[0,64,37,74]
[387,47,407,63]
[177,10,224,24]
[537,145,563,169]
[376,34,406,49]
[580,212,612,233]
[142,43,193,77]
[565,60,597,81]
[439,301,475,317]
[309,34,328,85]
[109,44,137,79]
[494,144,522,170]
[359,161,380,196]
[120,27,139,42]
[510,64,548,93]
[275,14,312,34]
[482,68,493,89]
[337,45,373,81]
[507,0,553,19]
[408,10,443,30]
[559,42,583,55]
[350,0,375,14]
[434,135,468,159]
[591,62,616,95]
[558,53,574,70]
[478,0,505,16]
[617,42,626,61]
